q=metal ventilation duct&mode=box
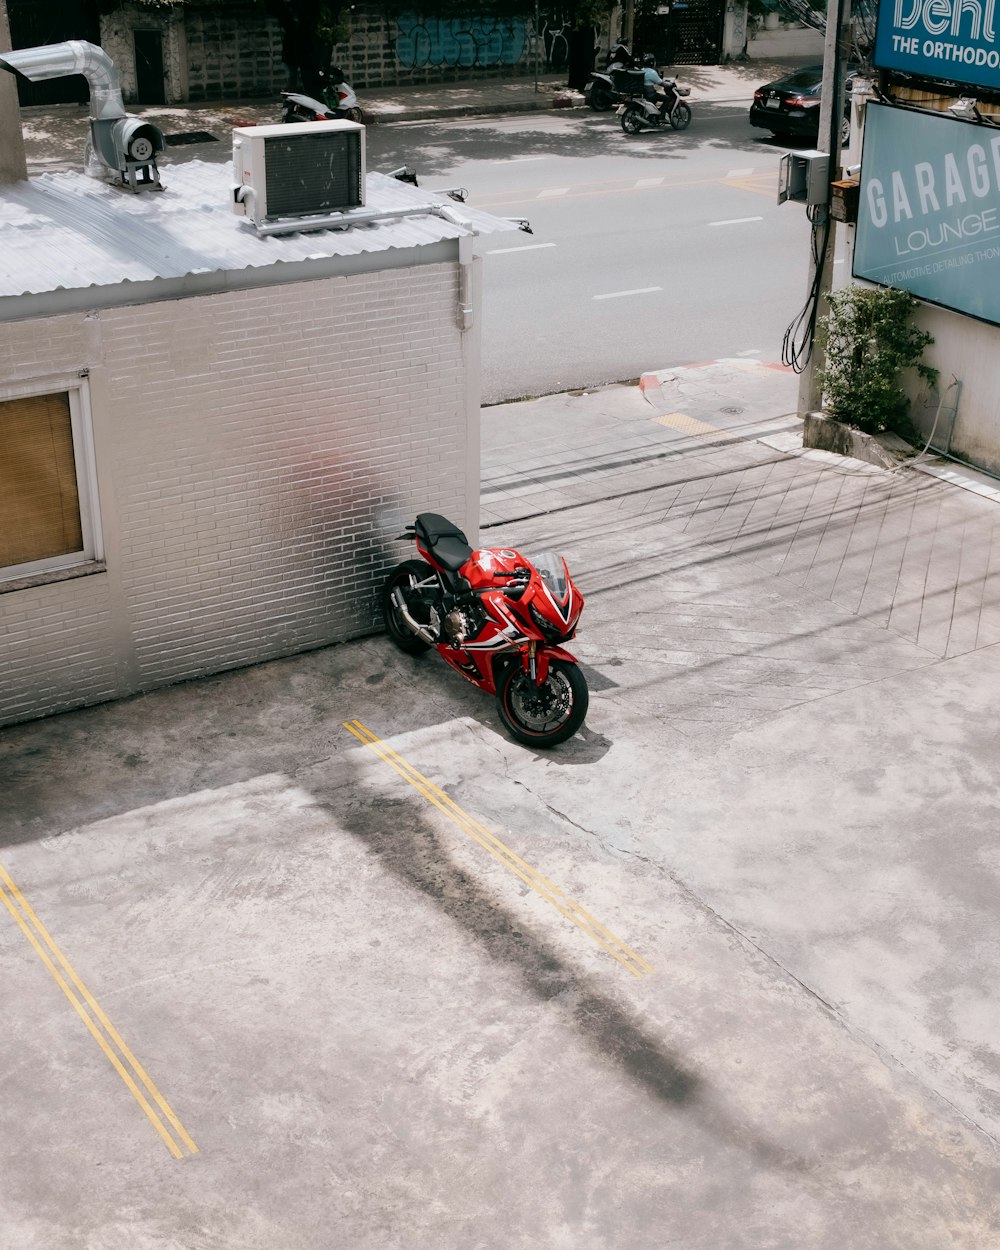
[0,40,164,191]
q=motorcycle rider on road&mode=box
[640,52,671,117]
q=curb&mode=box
[639,357,794,414]
[365,97,569,124]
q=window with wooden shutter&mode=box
[0,382,101,584]
[0,393,83,567]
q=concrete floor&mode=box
[2,368,1000,1247]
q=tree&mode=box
[770,0,877,62]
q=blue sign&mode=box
[874,0,1000,93]
[854,103,1000,325]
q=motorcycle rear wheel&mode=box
[344,106,364,124]
[620,105,644,135]
[382,559,436,654]
[670,101,692,130]
[589,87,614,111]
[496,660,589,748]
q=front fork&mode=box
[521,641,550,685]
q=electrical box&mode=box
[830,177,861,223]
[232,119,365,226]
[778,149,830,206]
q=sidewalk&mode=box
[17,56,815,175]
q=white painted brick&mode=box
[0,261,474,726]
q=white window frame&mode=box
[0,372,104,585]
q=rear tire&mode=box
[589,86,614,111]
[345,105,364,124]
[670,101,692,130]
[382,560,436,654]
[621,105,644,135]
[496,660,589,747]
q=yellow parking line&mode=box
[344,720,653,978]
[0,864,198,1160]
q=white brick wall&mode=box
[0,260,479,725]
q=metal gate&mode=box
[634,0,724,66]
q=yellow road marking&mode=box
[654,411,729,439]
[478,171,778,211]
[722,174,779,200]
[0,864,198,1159]
[344,720,653,978]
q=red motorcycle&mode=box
[382,513,588,747]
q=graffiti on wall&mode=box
[395,13,528,68]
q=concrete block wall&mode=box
[183,7,283,102]
[0,261,476,726]
[101,4,540,103]
[334,11,539,89]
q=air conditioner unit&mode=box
[232,120,365,226]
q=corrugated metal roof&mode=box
[0,163,521,300]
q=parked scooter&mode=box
[280,66,363,124]
[584,42,634,111]
[616,62,692,134]
[382,513,588,747]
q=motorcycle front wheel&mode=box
[670,102,692,130]
[344,106,364,124]
[496,660,589,748]
[382,559,436,654]
[620,105,646,135]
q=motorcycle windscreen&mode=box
[529,552,568,599]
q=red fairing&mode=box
[461,547,528,590]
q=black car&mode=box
[748,64,858,144]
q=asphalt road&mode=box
[363,105,815,402]
[19,96,815,404]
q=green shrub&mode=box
[818,285,938,438]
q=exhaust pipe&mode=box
[391,588,438,644]
[0,39,125,120]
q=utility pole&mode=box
[534,0,540,90]
[0,0,28,184]
[624,0,635,48]
[795,0,852,417]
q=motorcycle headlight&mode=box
[529,601,569,642]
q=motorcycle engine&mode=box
[442,604,484,645]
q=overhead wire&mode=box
[781,30,847,374]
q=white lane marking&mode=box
[726,167,755,177]
[501,156,545,163]
[636,177,664,188]
[538,187,570,198]
[593,286,663,301]
[709,216,764,226]
[488,242,557,255]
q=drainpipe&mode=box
[0,0,27,184]
[457,232,483,547]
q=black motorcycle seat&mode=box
[415,512,473,572]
